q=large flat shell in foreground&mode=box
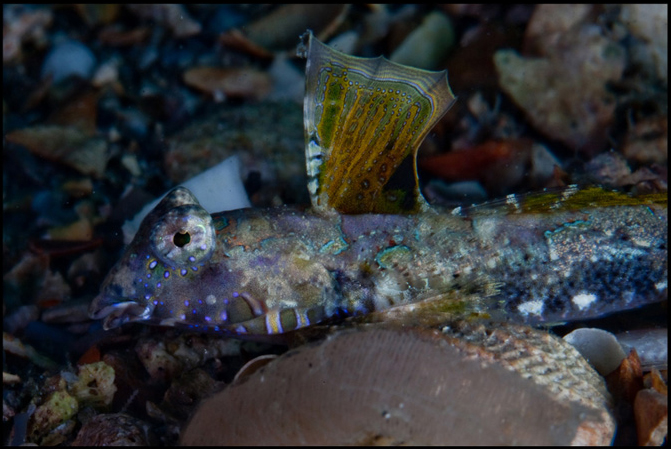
[182,324,614,445]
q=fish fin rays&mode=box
[300,31,456,215]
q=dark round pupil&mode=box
[174,231,191,247]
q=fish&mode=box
[89,31,667,337]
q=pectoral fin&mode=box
[299,31,456,214]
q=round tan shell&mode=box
[182,323,614,445]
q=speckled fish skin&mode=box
[89,187,667,335]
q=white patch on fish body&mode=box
[517,299,545,317]
[572,292,597,311]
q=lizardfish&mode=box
[89,31,667,336]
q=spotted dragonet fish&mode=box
[90,31,667,337]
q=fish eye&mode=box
[173,231,191,247]
[150,205,215,266]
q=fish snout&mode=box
[89,292,154,330]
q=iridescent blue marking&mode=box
[180,268,188,276]
[200,244,207,250]
[295,309,311,328]
[164,271,170,278]
[146,273,152,279]
[220,310,228,321]
[192,266,198,272]
[374,245,411,269]
[149,260,158,269]
[192,309,197,314]
[319,235,349,255]
[233,292,239,297]
[544,219,593,238]
[189,256,196,262]
[184,300,190,306]
[153,300,158,305]
[198,299,203,304]
[204,316,211,322]
[145,294,152,300]
[156,282,162,288]
[213,216,228,231]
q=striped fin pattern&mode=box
[300,31,456,214]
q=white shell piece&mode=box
[123,155,251,243]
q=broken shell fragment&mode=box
[183,67,272,101]
[125,5,201,38]
[72,413,154,446]
[389,11,455,70]
[6,125,109,177]
[239,4,348,52]
[494,23,626,154]
[635,387,668,446]
[182,324,614,445]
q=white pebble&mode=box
[564,328,626,375]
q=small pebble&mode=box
[564,327,627,375]
[41,40,96,82]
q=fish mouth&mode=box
[89,296,154,330]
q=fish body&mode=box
[90,32,668,336]
[90,186,667,335]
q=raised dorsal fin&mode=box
[299,31,456,214]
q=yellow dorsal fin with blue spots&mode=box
[299,31,456,214]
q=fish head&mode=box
[89,187,217,330]
[90,186,336,336]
